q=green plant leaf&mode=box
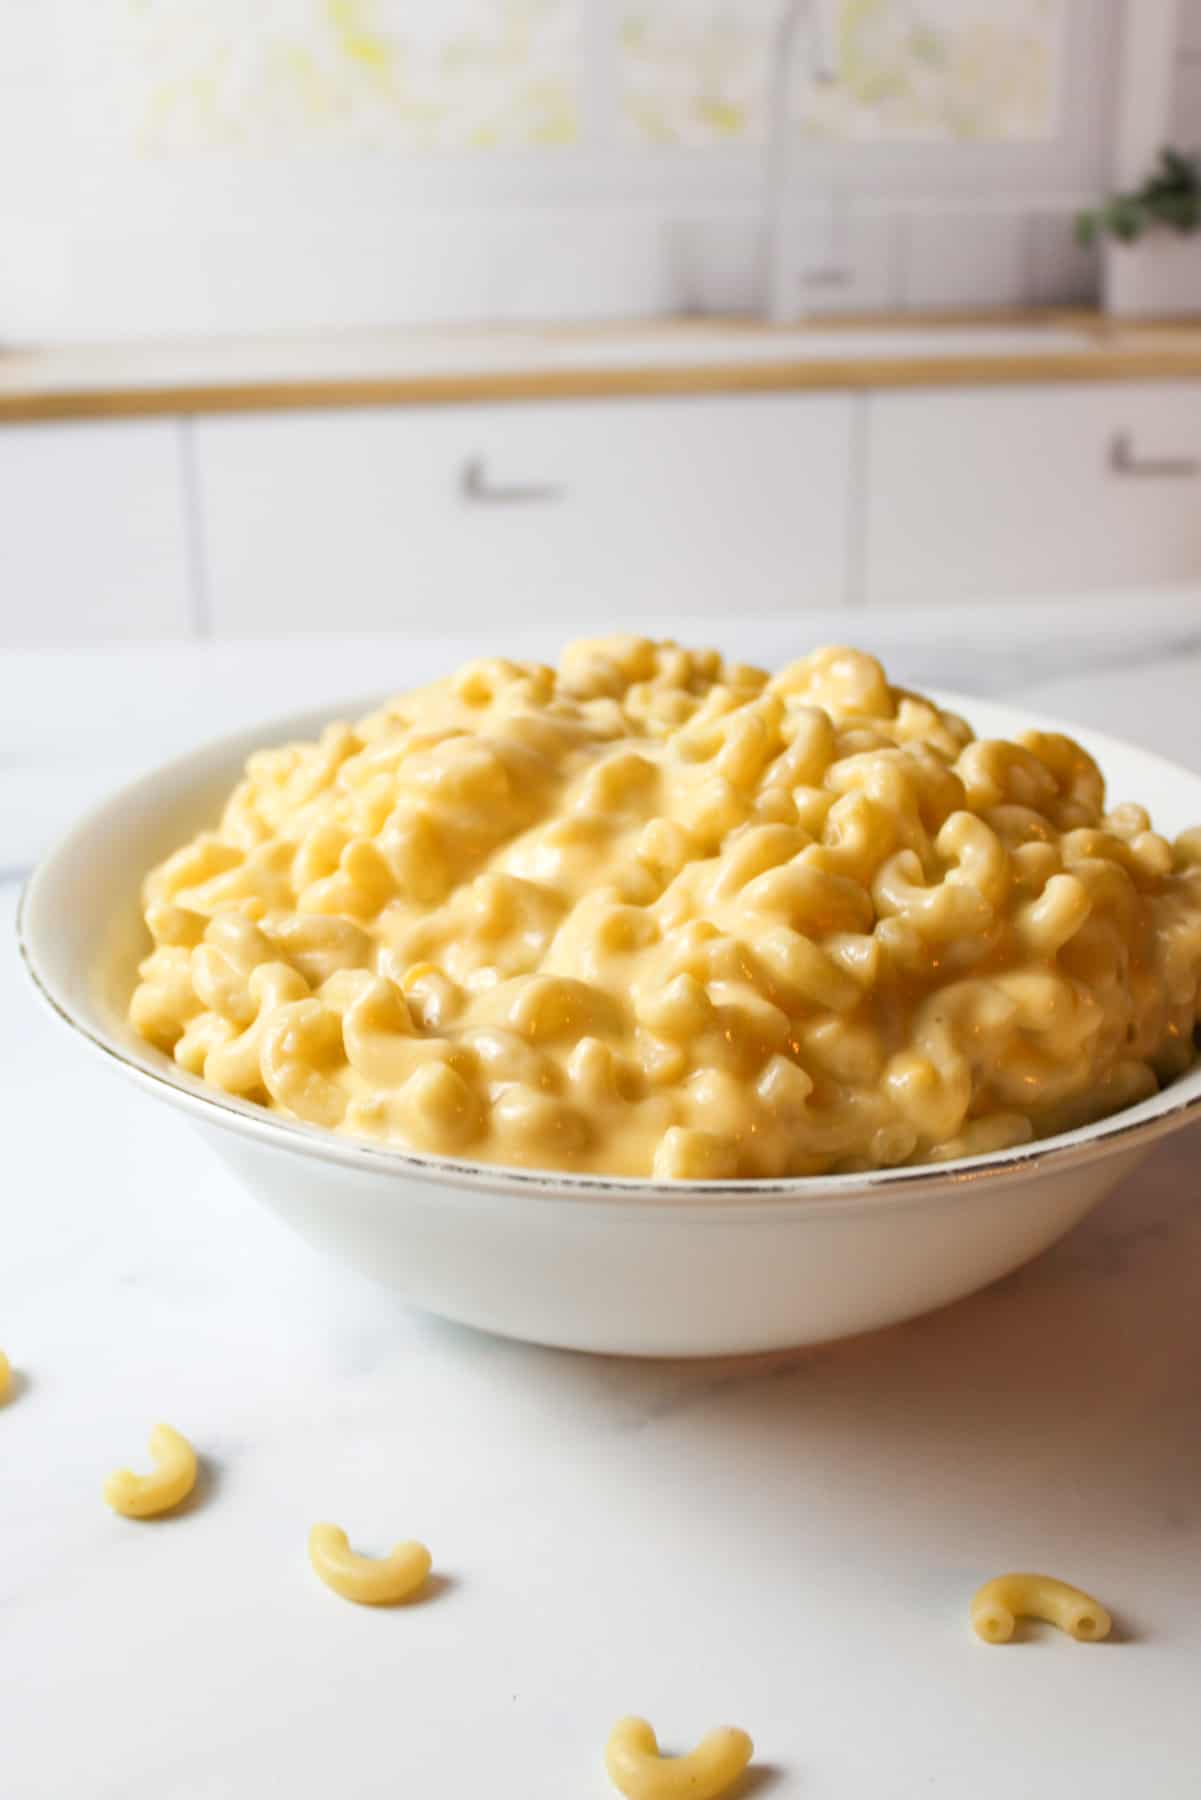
[1160,146,1194,187]
[1084,145,1200,244]
[1075,210,1098,248]
[1108,196,1145,242]
[1154,190,1200,231]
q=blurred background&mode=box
[1,0,1200,648]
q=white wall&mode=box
[2,0,1166,340]
[1172,0,1201,141]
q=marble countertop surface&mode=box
[3,599,1201,1797]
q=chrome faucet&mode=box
[757,0,840,321]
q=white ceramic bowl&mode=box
[18,691,1201,1357]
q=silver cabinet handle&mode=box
[1109,430,1199,478]
[459,456,564,505]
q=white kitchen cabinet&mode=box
[0,421,193,645]
[195,394,854,635]
[863,382,1201,605]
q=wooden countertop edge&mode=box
[4,345,1201,422]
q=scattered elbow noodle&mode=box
[971,1573,1112,1644]
[103,1423,198,1519]
[308,1523,432,1605]
[129,637,1201,1178]
[0,1349,10,1404]
[605,1718,753,1800]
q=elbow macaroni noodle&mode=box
[605,1718,753,1800]
[129,639,1201,1178]
[103,1423,198,1519]
[0,1349,10,1404]
[971,1573,1112,1643]
[308,1523,432,1604]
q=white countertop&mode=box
[4,603,1201,1798]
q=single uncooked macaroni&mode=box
[104,1423,198,1519]
[308,1523,432,1605]
[0,1349,10,1404]
[971,1573,1112,1643]
[605,1717,753,1800]
[129,638,1201,1178]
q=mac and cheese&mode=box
[129,639,1201,1178]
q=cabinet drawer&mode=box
[864,382,1201,604]
[0,421,192,645]
[196,394,853,636]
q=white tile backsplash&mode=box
[1171,53,1201,142]
[51,215,684,340]
[900,214,1028,312]
[762,199,838,321]
[1177,1,1201,55]
[796,212,900,318]
[1027,213,1102,305]
[665,218,760,315]
[488,215,679,322]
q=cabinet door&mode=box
[0,421,192,645]
[864,382,1201,604]
[196,394,853,636]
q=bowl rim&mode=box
[17,684,1201,1215]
